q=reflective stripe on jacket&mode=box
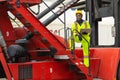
[71,20,91,43]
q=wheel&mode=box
[117,62,120,80]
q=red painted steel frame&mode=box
[9,0,42,4]
[7,48,120,80]
[75,48,120,80]
[0,47,118,80]
[8,59,100,80]
[0,4,16,46]
[0,48,12,80]
[9,3,66,52]
[0,1,119,80]
[9,61,81,80]
[92,48,120,80]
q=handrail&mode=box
[37,0,65,19]
[41,0,64,24]
[43,0,79,26]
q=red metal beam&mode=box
[9,0,42,4]
[0,48,12,80]
[0,4,16,46]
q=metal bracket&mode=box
[16,0,20,8]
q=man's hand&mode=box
[75,33,82,41]
[82,32,88,35]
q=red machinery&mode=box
[0,0,119,80]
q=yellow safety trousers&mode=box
[69,21,91,67]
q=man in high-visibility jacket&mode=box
[69,10,91,67]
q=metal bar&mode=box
[41,0,64,24]
[61,2,68,48]
[9,0,41,4]
[114,0,120,47]
[43,0,79,26]
[72,1,85,7]
[37,0,65,19]
[16,0,20,7]
[28,4,40,15]
[87,0,99,47]
[85,0,91,76]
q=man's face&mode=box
[76,13,82,21]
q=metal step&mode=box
[54,55,69,60]
[93,78,102,80]
[82,78,102,80]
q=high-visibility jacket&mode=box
[69,20,91,67]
